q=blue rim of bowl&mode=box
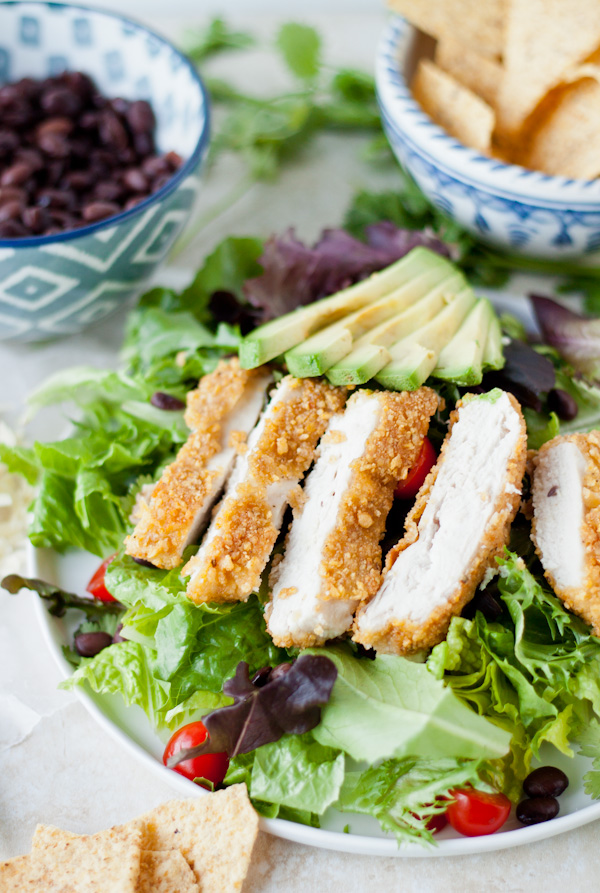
[377,14,600,199]
[0,0,210,249]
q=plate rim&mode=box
[29,544,600,857]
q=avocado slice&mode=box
[238,247,448,368]
[433,298,493,385]
[285,263,455,377]
[325,271,466,385]
[375,287,476,390]
[482,310,505,371]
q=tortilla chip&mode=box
[140,785,259,893]
[496,0,600,140]
[30,821,143,893]
[388,0,505,59]
[435,37,503,107]
[412,59,495,152]
[138,850,199,893]
[519,77,600,178]
[0,854,44,891]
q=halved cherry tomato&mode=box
[86,554,117,603]
[394,437,437,500]
[163,721,229,789]
[447,788,511,837]
[425,811,448,834]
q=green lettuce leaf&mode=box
[250,734,344,814]
[429,552,600,799]
[337,757,486,847]
[308,644,511,763]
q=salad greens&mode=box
[7,186,600,842]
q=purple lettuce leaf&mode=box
[531,294,600,378]
[243,225,451,322]
[482,340,556,411]
[166,655,338,765]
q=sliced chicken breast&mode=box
[531,432,600,634]
[125,359,271,569]
[183,376,346,604]
[353,389,527,655]
[265,387,439,648]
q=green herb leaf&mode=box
[182,17,254,63]
[276,23,321,81]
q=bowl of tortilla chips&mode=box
[376,1,600,258]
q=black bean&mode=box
[1,162,34,187]
[0,219,28,237]
[99,110,129,150]
[251,666,272,687]
[36,116,73,139]
[0,200,24,222]
[523,766,569,798]
[150,391,186,411]
[81,201,120,223]
[121,167,148,193]
[165,150,183,170]
[127,99,155,134]
[0,187,26,205]
[462,589,503,622]
[134,131,154,157]
[270,662,293,681]
[74,631,113,657]
[142,155,170,179]
[132,556,156,568]
[41,86,82,117]
[60,71,94,99]
[547,388,578,421]
[38,131,70,158]
[63,170,94,192]
[36,188,76,209]
[110,97,130,117]
[516,796,559,825]
[0,128,19,155]
[16,148,43,170]
[112,622,127,644]
[94,181,124,202]
[124,195,146,211]
[22,206,50,233]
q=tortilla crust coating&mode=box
[532,431,600,635]
[184,377,346,604]
[265,387,440,649]
[353,391,527,655]
[125,358,265,569]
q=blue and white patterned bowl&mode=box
[376,16,600,260]
[0,1,209,341]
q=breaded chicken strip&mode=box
[125,359,271,569]
[353,389,527,655]
[265,387,439,648]
[184,376,346,604]
[531,432,600,635]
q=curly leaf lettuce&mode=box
[429,552,600,799]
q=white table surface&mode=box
[2,12,600,893]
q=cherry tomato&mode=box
[447,788,511,837]
[86,554,117,603]
[394,437,437,500]
[163,721,229,789]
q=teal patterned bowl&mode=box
[0,1,209,341]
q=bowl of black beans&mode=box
[0,1,210,341]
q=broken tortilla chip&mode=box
[389,0,506,59]
[435,37,503,108]
[138,850,200,893]
[140,785,259,893]
[519,77,600,179]
[29,821,144,893]
[496,0,600,141]
[412,58,495,152]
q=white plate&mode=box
[30,542,600,856]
